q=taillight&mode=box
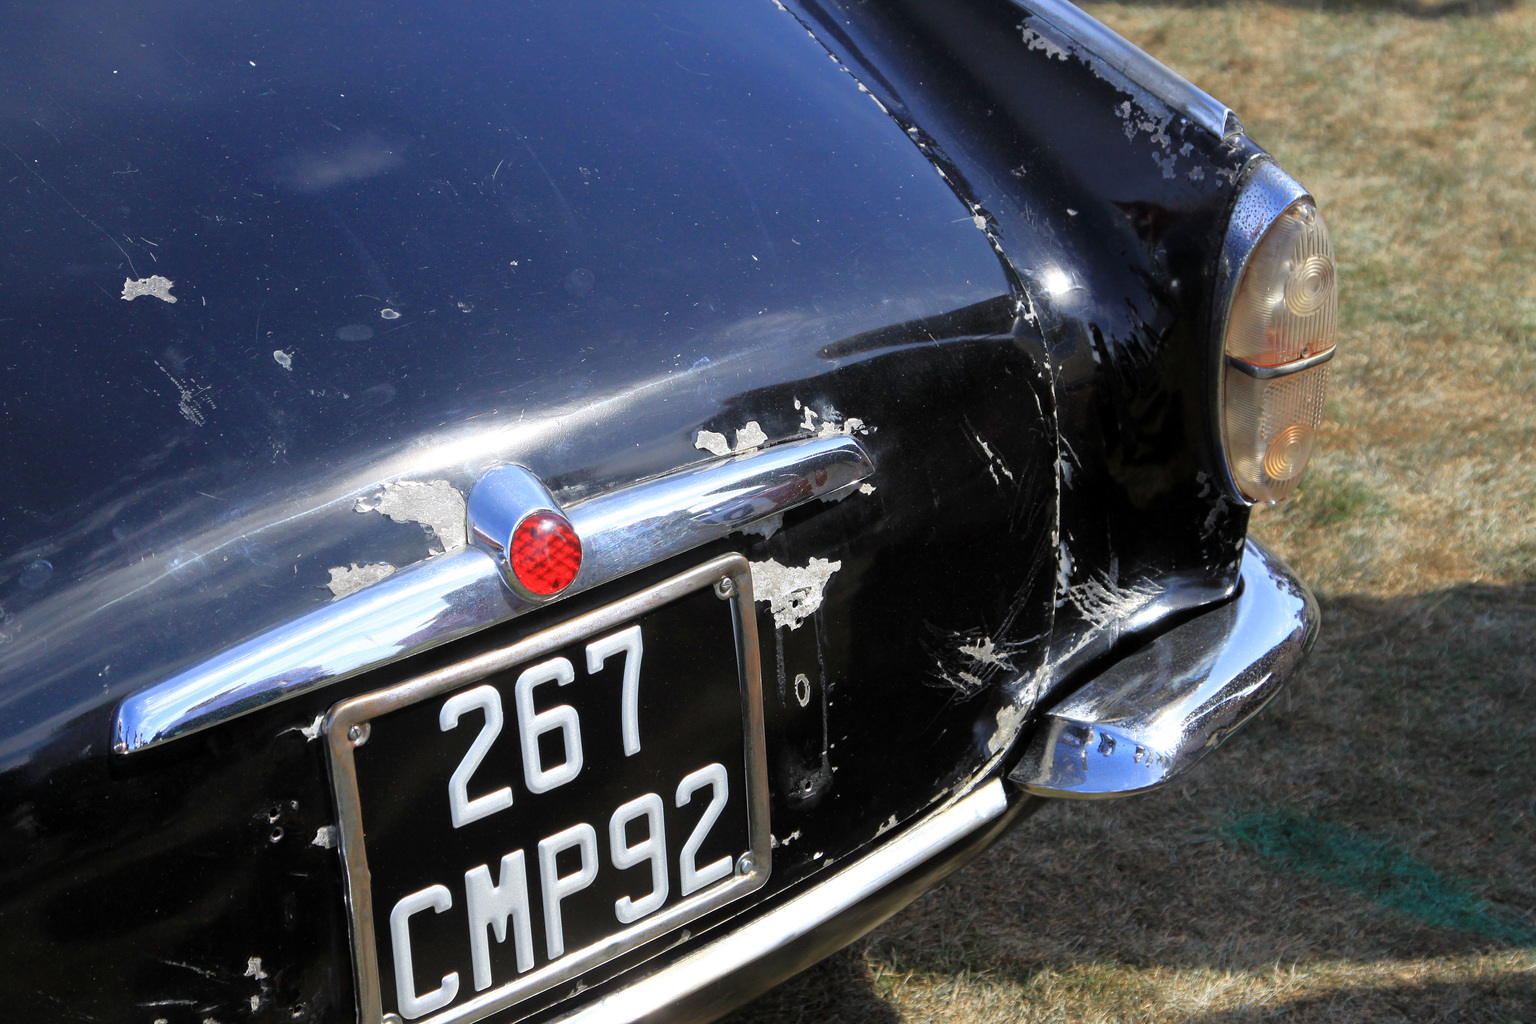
[509,511,583,596]
[1217,163,1338,504]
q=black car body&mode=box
[0,1,1329,1022]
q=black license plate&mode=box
[326,556,769,1024]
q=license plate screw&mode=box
[714,577,735,600]
[347,723,371,747]
[736,852,754,876]
[382,1014,404,1024]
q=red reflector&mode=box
[510,512,582,596]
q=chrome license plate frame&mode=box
[325,554,769,1024]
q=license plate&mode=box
[326,555,769,1024]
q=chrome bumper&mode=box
[1010,538,1318,799]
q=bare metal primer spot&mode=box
[694,420,768,458]
[273,349,293,371]
[796,400,873,439]
[356,479,468,555]
[750,556,841,631]
[694,430,732,457]
[325,562,397,598]
[121,275,177,303]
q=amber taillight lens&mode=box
[1221,197,1337,504]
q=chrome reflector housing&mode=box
[1216,163,1338,504]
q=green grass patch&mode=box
[1225,809,1536,946]
[1279,471,1387,530]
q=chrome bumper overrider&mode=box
[1010,538,1318,799]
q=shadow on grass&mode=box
[1184,976,1536,1023]
[724,941,899,1024]
[724,581,1536,1021]
[1095,0,1522,18]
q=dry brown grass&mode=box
[725,1,1536,1020]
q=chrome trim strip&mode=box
[1225,346,1336,380]
[1017,0,1237,140]
[327,555,771,1024]
[1211,159,1311,505]
[1010,537,1318,799]
[551,778,1010,1024]
[114,436,874,753]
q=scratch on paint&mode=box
[154,361,215,426]
[931,630,1031,698]
[160,959,219,980]
[1065,560,1160,630]
[977,437,1015,485]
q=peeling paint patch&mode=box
[987,668,1051,756]
[875,814,899,837]
[356,479,468,555]
[1055,538,1075,603]
[771,829,802,848]
[694,430,731,457]
[121,275,176,303]
[245,958,267,980]
[858,483,876,496]
[695,420,767,458]
[1018,24,1068,60]
[1116,99,1180,178]
[312,825,336,849]
[750,557,840,630]
[273,349,293,371]
[325,561,397,599]
[280,713,325,742]
[796,400,873,439]
[738,511,783,540]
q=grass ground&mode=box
[726,0,1536,1019]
